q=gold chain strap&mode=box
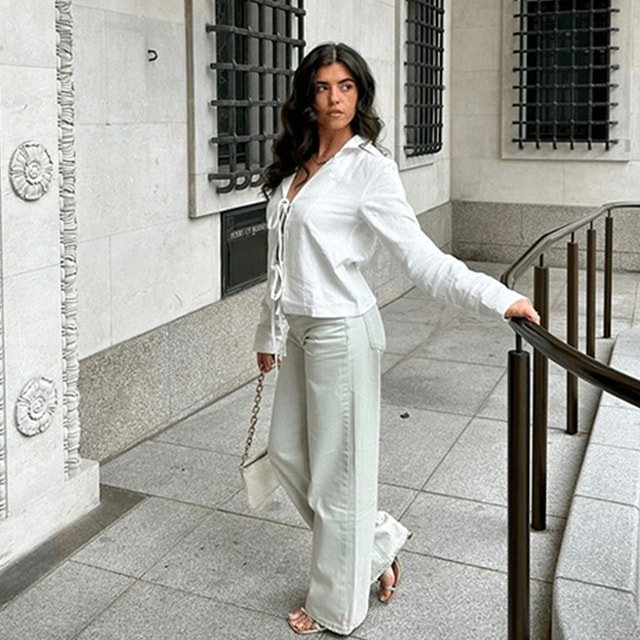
[241,371,265,467]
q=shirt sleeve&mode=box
[252,290,287,354]
[359,158,526,320]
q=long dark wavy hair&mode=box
[261,42,383,196]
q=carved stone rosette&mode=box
[15,377,58,437]
[8,142,54,201]
[57,0,81,478]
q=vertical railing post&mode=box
[586,224,597,357]
[532,258,549,531]
[604,212,614,339]
[567,236,579,435]
[508,336,530,640]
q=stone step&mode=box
[553,325,640,639]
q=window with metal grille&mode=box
[404,0,445,157]
[207,0,305,194]
[513,0,619,150]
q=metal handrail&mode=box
[509,317,640,407]
[501,201,640,288]
[500,200,640,639]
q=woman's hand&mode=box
[257,353,276,373]
[504,298,541,324]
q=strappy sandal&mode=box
[377,527,412,604]
[378,556,401,604]
[288,607,326,635]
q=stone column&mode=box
[0,0,99,570]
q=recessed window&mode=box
[404,0,445,157]
[512,0,619,150]
[207,0,305,194]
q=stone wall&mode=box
[73,0,454,460]
[450,0,640,266]
[0,0,98,570]
[78,202,452,462]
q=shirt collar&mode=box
[278,135,373,197]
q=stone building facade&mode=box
[0,0,638,567]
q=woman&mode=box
[253,43,539,636]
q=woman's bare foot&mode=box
[288,607,324,634]
[378,558,400,603]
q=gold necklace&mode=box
[312,153,333,166]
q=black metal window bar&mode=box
[513,0,620,150]
[207,0,305,194]
[404,0,445,157]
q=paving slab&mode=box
[1,264,627,640]
[155,381,276,457]
[555,496,638,592]
[382,358,504,416]
[380,318,434,356]
[576,442,640,506]
[412,318,515,366]
[589,404,640,450]
[378,404,470,490]
[350,552,552,640]
[402,492,564,582]
[73,497,212,578]
[0,562,133,640]
[553,579,639,640]
[75,581,291,640]
[143,511,313,618]
[100,440,240,508]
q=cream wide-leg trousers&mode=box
[268,306,410,635]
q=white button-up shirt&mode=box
[253,135,523,354]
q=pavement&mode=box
[0,262,639,640]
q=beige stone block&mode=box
[0,460,99,570]
[631,2,640,67]
[110,216,219,344]
[0,0,56,67]
[400,161,446,214]
[74,6,108,125]
[451,71,500,116]
[0,66,59,165]
[452,158,564,203]
[452,0,500,29]
[372,58,397,134]
[77,237,112,359]
[3,267,64,390]
[76,123,188,241]
[436,158,452,203]
[1,189,60,277]
[3,266,66,507]
[631,71,640,161]
[452,27,500,72]
[563,162,632,207]
[305,1,356,47]
[75,0,185,23]
[0,68,60,279]
[105,12,147,123]
[452,115,499,160]
[145,19,187,123]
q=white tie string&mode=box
[267,197,291,355]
